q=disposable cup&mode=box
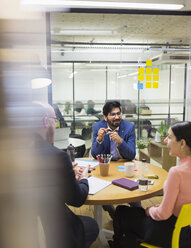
[99,163,109,176]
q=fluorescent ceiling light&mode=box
[128,71,138,76]
[86,63,146,67]
[117,74,128,79]
[63,44,150,49]
[52,30,113,36]
[31,78,52,89]
[51,49,145,54]
[21,0,184,10]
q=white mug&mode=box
[124,162,134,177]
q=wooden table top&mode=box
[85,159,168,205]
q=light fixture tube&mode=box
[21,1,184,10]
[53,30,113,35]
[117,74,128,79]
[86,63,146,67]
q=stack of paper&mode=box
[88,176,111,195]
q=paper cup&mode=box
[99,163,109,176]
[124,162,135,177]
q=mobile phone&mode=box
[134,179,154,185]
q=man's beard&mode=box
[46,126,54,144]
[107,118,121,129]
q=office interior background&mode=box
[50,12,190,142]
[1,0,191,158]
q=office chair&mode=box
[141,203,191,248]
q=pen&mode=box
[96,155,101,163]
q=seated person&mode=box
[121,99,136,115]
[53,104,67,128]
[139,100,155,138]
[91,101,136,161]
[32,102,99,248]
[91,101,137,219]
[74,101,87,116]
[86,100,100,115]
[109,121,191,248]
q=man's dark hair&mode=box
[103,101,121,116]
[171,121,191,149]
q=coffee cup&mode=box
[124,162,134,177]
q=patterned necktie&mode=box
[110,138,118,161]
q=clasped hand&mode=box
[97,128,122,145]
[73,163,90,181]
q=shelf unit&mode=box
[139,141,176,171]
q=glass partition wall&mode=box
[50,12,190,143]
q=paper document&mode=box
[75,159,99,169]
[88,176,111,195]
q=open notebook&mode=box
[88,176,111,195]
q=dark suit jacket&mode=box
[91,119,136,160]
[20,134,89,248]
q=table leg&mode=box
[94,205,109,248]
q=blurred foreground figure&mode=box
[0,102,98,248]
[29,102,99,248]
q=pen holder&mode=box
[99,163,109,177]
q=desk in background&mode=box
[54,137,86,157]
[64,115,100,140]
[64,115,99,123]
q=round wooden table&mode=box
[85,159,168,247]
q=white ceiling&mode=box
[51,12,191,44]
[50,1,191,63]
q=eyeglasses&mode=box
[109,111,122,117]
[48,116,60,124]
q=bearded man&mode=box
[91,101,136,161]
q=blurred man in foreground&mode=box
[31,102,98,248]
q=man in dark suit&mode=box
[91,101,136,161]
[31,102,99,248]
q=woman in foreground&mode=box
[109,121,191,248]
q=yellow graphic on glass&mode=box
[146,60,152,66]
[146,68,152,74]
[146,82,152,88]
[153,75,159,82]
[137,60,159,89]
[153,68,159,74]
[146,75,152,81]
[138,74,144,81]
[153,82,159,88]
[138,68,144,74]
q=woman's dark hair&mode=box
[171,121,191,148]
[103,101,121,116]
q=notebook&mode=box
[88,176,111,195]
[112,178,139,191]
